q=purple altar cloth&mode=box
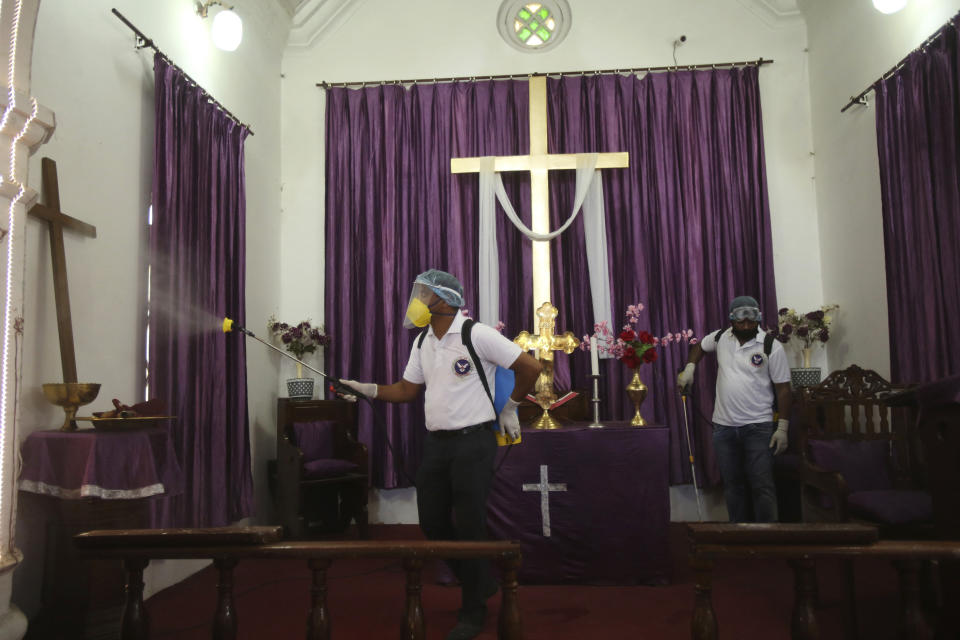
[487,423,670,585]
[19,428,184,500]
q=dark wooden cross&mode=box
[27,158,96,383]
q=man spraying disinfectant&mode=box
[339,269,540,640]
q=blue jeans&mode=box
[712,422,779,522]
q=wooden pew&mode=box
[688,523,960,640]
[74,527,523,640]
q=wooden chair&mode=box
[797,365,930,535]
[272,398,369,538]
[796,365,932,638]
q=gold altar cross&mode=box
[450,75,629,323]
[513,302,580,429]
[27,158,97,383]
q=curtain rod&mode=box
[841,12,958,113]
[111,8,254,135]
[316,58,773,89]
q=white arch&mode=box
[0,0,53,636]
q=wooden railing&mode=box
[688,523,960,640]
[74,527,523,640]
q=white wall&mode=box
[798,0,960,379]
[15,0,289,616]
[280,0,820,521]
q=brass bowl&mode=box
[41,383,101,431]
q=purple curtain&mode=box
[875,17,960,384]
[149,54,254,526]
[325,68,776,488]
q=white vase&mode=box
[286,377,314,400]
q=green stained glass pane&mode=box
[518,9,531,19]
[517,28,531,41]
[537,28,550,40]
[539,8,549,19]
[530,21,539,30]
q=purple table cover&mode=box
[19,428,184,500]
[487,423,670,585]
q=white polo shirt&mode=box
[700,327,790,426]
[402,313,523,431]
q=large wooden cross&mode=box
[450,75,629,323]
[27,158,96,383]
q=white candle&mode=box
[590,336,599,375]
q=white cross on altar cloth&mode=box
[522,464,567,537]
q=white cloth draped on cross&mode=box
[477,152,614,335]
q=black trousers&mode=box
[416,425,497,623]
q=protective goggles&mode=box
[729,306,762,322]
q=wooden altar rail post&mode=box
[687,523,960,640]
[74,527,523,640]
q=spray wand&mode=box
[222,318,364,399]
[678,378,705,522]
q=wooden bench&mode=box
[688,523,960,640]
[75,526,523,640]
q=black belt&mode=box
[429,422,492,438]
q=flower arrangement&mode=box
[581,303,696,369]
[267,316,331,360]
[773,305,839,349]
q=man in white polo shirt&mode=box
[677,295,792,522]
[340,269,541,640]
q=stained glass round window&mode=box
[497,1,571,53]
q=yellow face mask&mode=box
[406,298,432,328]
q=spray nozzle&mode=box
[222,317,253,336]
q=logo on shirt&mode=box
[453,358,472,376]
[750,353,765,367]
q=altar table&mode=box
[19,427,182,639]
[486,422,670,585]
[20,427,183,499]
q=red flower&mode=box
[623,346,637,358]
[642,348,658,363]
[621,354,642,369]
[637,331,654,344]
[620,329,636,342]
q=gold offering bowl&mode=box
[41,383,101,431]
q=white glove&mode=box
[338,379,377,402]
[769,419,789,455]
[677,363,696,391]
[498,398,521,441]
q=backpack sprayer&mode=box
[221,318,361,399]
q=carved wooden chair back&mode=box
[799,365,919,486]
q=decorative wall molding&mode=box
[737,0,802,27]
[286,0,369,49]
